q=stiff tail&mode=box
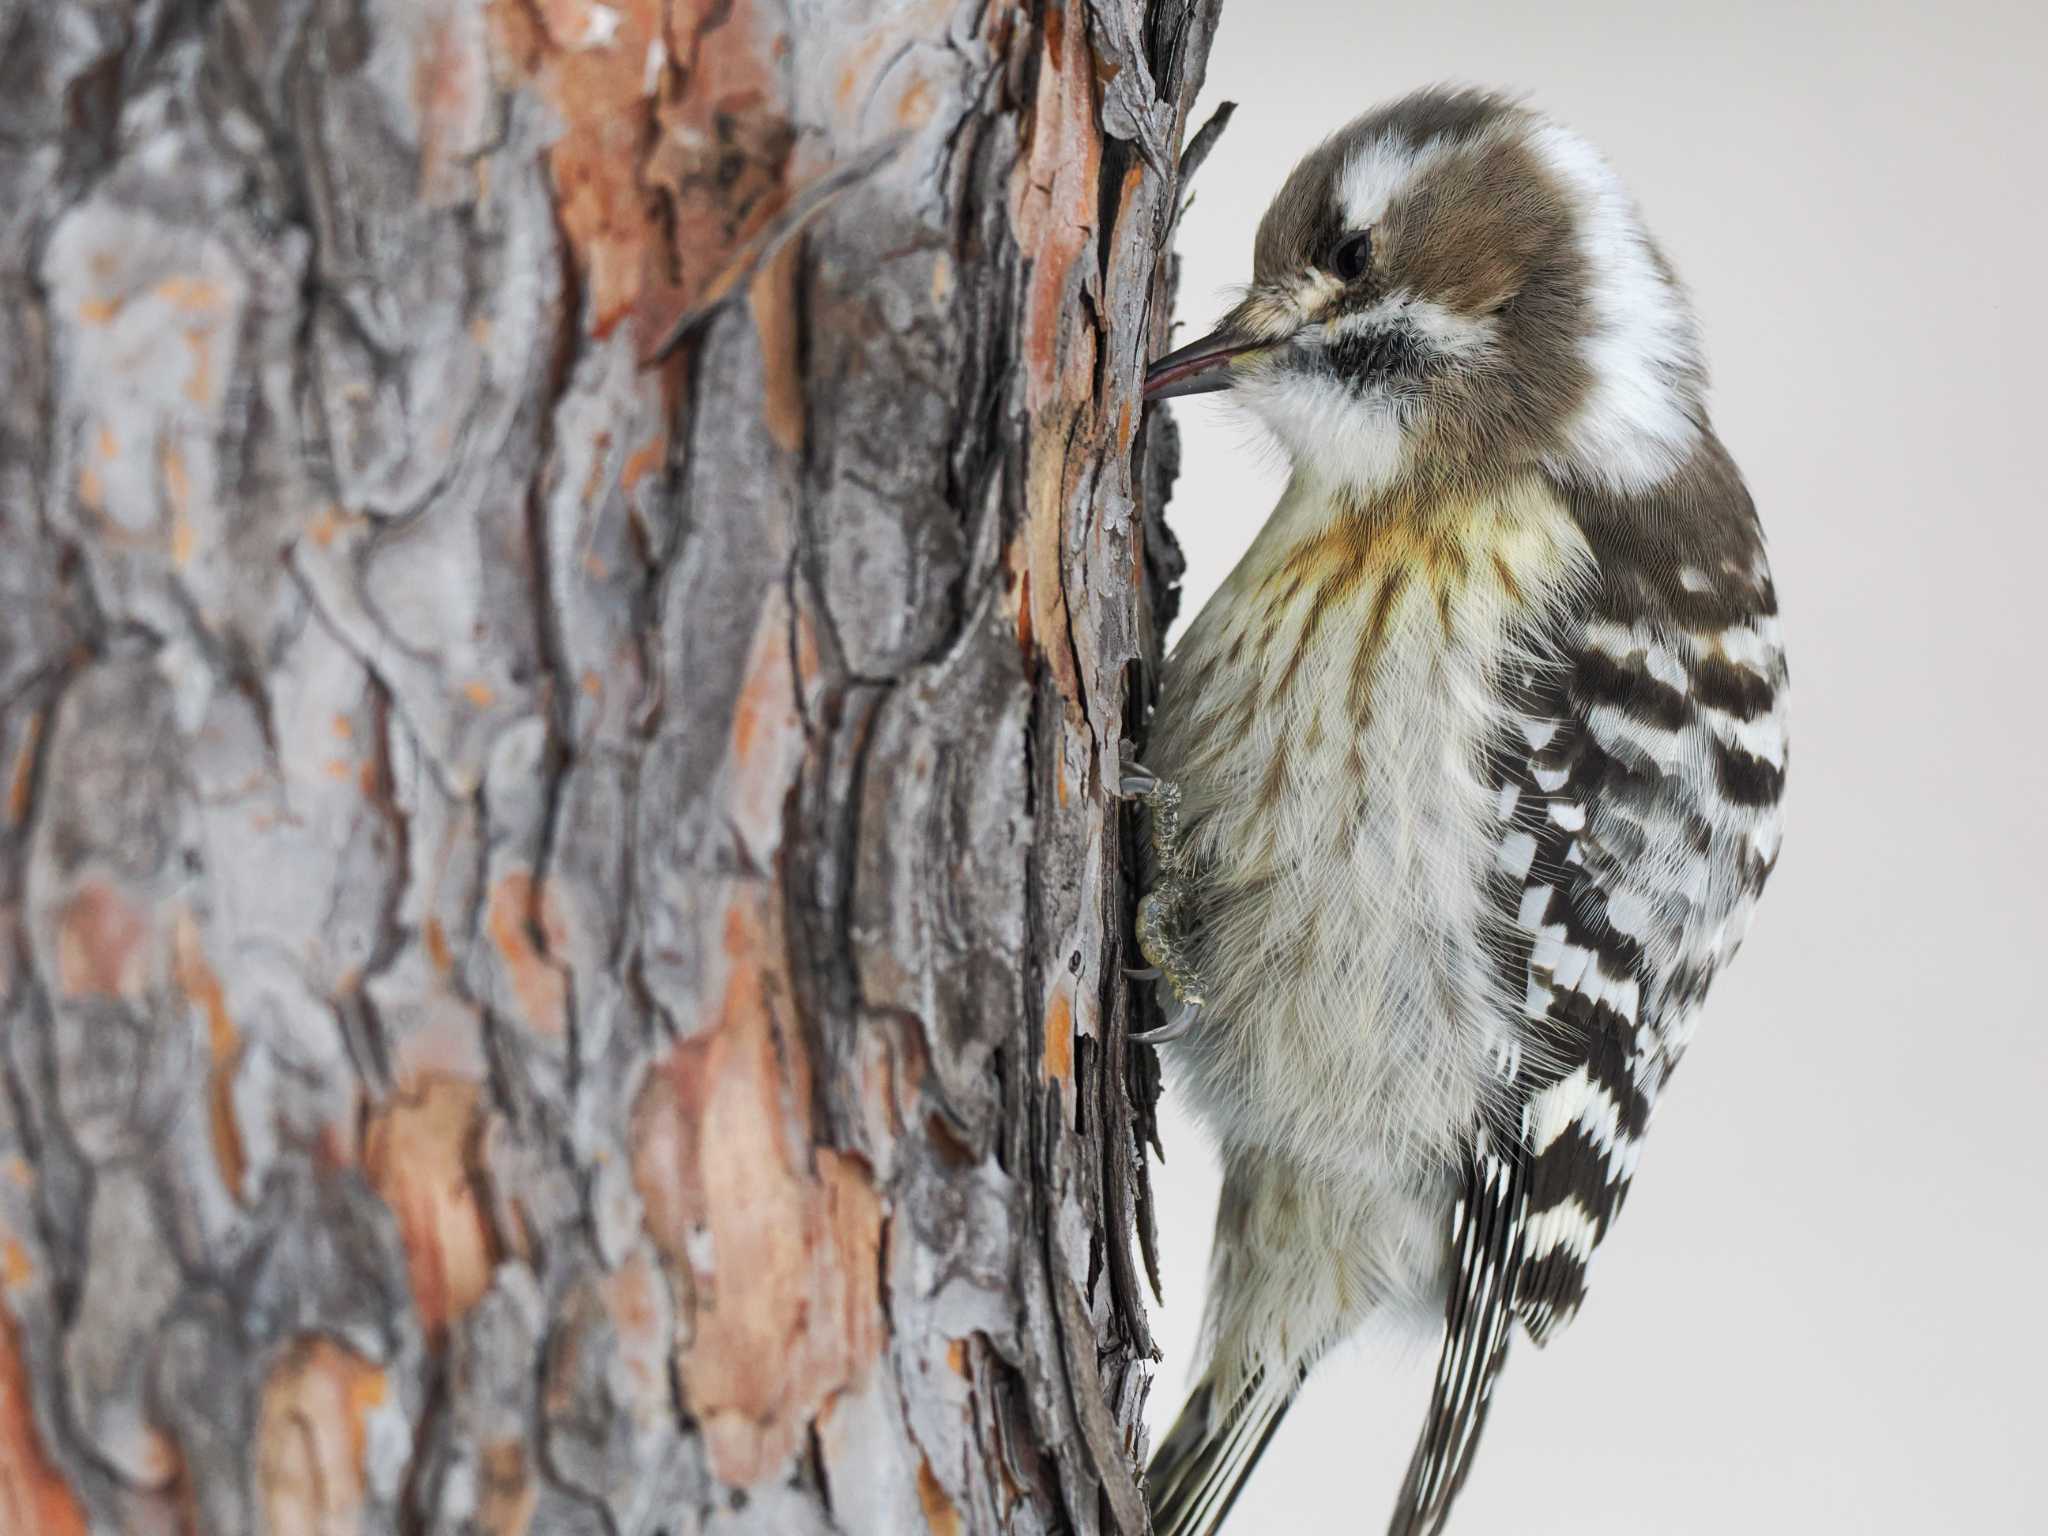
[1147,1366,1302,1536]
[1386,1147,1524,1536]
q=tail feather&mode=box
[1148,1367,1300,1536]
[1386,1147,1525,1536]
[1385,1331,1511,1536]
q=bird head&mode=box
[1147,89,1707,498]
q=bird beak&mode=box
[1143,327,1268,401]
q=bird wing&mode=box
[1390,509,1788,1536]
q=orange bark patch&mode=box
[1012,564,1034,660]
[414,7,489,201]
[181,328,215,406]
[750,239,804,455]
[172,913,247,1200]
[473,1440,537,1536]
[1042,982,1073,1080]
[577,430,613,506]
[54,881,149,1001]
[896,72,935,129]
[364,1075,496,1343]
[306,504,350,549]
[634,3,797,349]
[535,0,624,48]
[484,871,568,1039]
[630,894,884,1487]
[462,680,496,708]
[152,275,227,314]
[1019,419,1085,707]
[256,1338,390,1535]
[1005,6,1104,716]
[730,609,793,766]
[488,0,795,344]
[423,916,454,975]
[5,710,41,828]
[160,439,191,517]
[916,1455,963,1536]
[725,594,806,854]
[0,1301,88,1536]
[620,436,666,493]
[163,432,195,567]
[1011,12,1100,412]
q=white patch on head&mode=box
[1524,121,1705,492]
[1338,132,1452,231]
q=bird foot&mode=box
[1117,737,1210,1043]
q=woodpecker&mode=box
[1130,89,1787,1536]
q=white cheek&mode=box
[1339,134,1453,229]
[1235,367,1412,494]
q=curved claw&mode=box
[1124,965,1162,980]
[1130,1001,1200,1046]
[1115,738,1160,800]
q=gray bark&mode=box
[0,1,1219,1533]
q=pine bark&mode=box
[0,1,1219,1532]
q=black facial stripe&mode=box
[1324,325,1429,386]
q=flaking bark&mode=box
[0,1,1219,1532]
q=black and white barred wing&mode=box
[1390,574,1787,1536]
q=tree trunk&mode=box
[0,2,1219,1532]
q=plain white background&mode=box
[1144,2,2048,1531]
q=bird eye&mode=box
[1328,229,1372,282]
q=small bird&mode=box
[1131,88,1787,1535]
